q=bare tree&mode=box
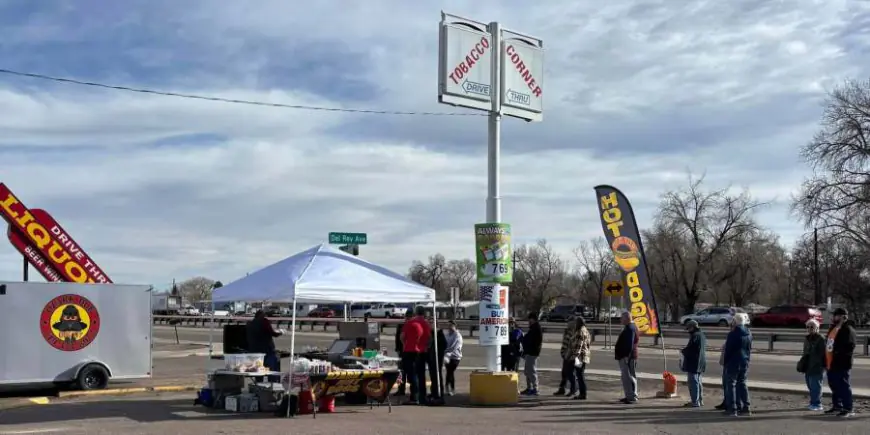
[445,259,476,300]
[643,224,693,320]
[512,239,565,314]
[719,231,786,307]
[408,254,448,298]
[573,237,616,318]
[655,175,764,314]
[794,79,870,248]
[178,277,216,303]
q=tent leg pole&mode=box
[208,300,215,357]
[287,298,297,418]
[433,302,441,400]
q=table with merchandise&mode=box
[195,350,401,417]
[282,351,402,418]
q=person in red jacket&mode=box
[401,305,432,404]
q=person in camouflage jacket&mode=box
[571,317,592,400]
[554,319,578,396]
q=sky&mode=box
[0,0,868,290]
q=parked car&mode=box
[752,305,822,327]
[366,303,408,318]
[264,307,291,317]
[307,307,337,318]
[542,304,593,322]
[679,307,746,327]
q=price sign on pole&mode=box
[477,283,509,346]
[474,223,512,283]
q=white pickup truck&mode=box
[365,303,407,318]
[179,305,201,316]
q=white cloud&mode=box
[0,0,867,288]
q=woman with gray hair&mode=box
[799,319,826,411]
[722,312,753,416]
[715,313,750,411]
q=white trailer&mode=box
[0,281,152,390]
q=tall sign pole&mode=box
[439,12,544,372]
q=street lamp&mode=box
[813,227,821,306]
[804,194,822,306]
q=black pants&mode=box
[576,362,587,398]
[401,352,422,401]
[501,356,518,372]
[558,359,577,392]
[414,352,429,403]
[427,355,444,398]
[445,358,460,390]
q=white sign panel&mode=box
[478,283,509,346]
[438,15,493,112]
[501,30,544,121]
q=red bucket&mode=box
[298,391,315,415]
[318,395,335,413]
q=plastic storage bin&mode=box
[224,353,266,372]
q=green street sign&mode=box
[329,232,367,245]
[474,223,512,283]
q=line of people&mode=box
[680,308,856,418]
[393,306,464,406]
[393,305,857,417]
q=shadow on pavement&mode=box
[0,397,271,425]
[522,405,869,425]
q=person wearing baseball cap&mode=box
[825,307,857,417]
[680,320,707,407]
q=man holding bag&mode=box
[680,320,706,407]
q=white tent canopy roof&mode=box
[212,244,435,304]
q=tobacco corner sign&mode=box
[0,183,111,284]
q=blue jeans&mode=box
[723,365,750,412]
[805,373,823,407]
[827,370,853,411]
[686,372,703,405]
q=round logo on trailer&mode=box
[39,294,100,351]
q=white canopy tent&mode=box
[212,244,435,304]
[209,244,439,401]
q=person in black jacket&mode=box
[680,320,707,407]
[501,318,523,371]
[393,310,413,396]
[426,320,448,404]
[825,307,857,417]
[520,312,543,396]
[245,310,285,382]
[614,312,639,404]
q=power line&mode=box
[0,68,484,117]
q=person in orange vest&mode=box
[824,308,857,417]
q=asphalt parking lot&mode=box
[0,375,868,435]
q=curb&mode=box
[0,397,50,411]
[58,384,200,399]
[459,366,870,399]
[590,370,870,399]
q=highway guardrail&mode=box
[152,315,870,356]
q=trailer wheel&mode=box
[77,364,109,391]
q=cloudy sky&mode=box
[0,0,867,289]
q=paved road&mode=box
[1,371,868,434]
[153,326,870,388]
